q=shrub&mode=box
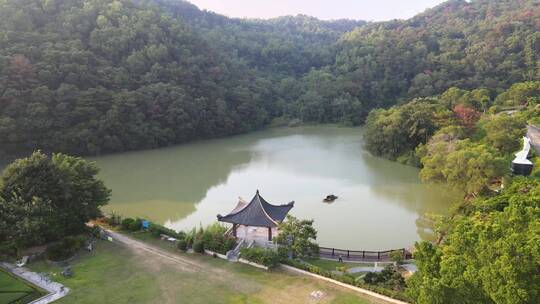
[128,218,142,231]
[121,218,135,230]
[0,242,19,257]
[192,240,204,253]
[362,265,406,291]
[240,247,281,268]
[177,239,188,252]
[121,218,143,232]
[184,233,194,247]
[46,236,86,261]
[200,223,236,254]
[389,250,404,264]
[182,223,235,254]
[336,266,346,272]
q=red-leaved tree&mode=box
[453,104,480,131]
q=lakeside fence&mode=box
[318,247,410,262]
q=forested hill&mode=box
[152,0,364,75]
[332,0,540,107]
[1,0,540,157]
[0,0,360,156]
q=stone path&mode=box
[346,262,417,275]
[1,262,69,304]
[347,265,385,274]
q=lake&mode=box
[92,126,458,251]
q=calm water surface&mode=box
[92,126,458,250]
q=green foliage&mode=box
[363,266,405,292]
[3,0,539,157]
[495,81,540,107]
[239,247,281,268]
[121,218,135,231]
[192,240,204,254]
[121,218,142,232]
[0,151,110,249]
[199,223,236,254]
[389,250,404,264]
[177,239,188,252]
[0,0,363,157]
[420,140,507,197]
[482,114,527,154]
[531,158,540,179]
[364,100,444,160]
[336,1,540,107]
[407,178,540,304]
[46,235,86,261]
[274,215,318,258]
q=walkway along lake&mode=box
[92,126,459,250]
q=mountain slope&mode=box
[333,0,540,105]
[1,0,540,157]
[0,0,358,156]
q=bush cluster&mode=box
[0,243,19,257]
[192,240,205,253]
[239,247,282,268]
[199,224,236,254]
[182,223,236,254]
[46,235,86,261]
[177,239,188,251]
[140,220,235,255]
[121,218,142,231]
[363,266,406,291]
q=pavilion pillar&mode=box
[232,224,237,237]
[268,227,272,241]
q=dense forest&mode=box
[1,0,540,156]
[0,0,362,156]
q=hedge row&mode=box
[115,217,235,255]
[239,247,281,268]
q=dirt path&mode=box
[105,229,231,277]
[106,229,198,269]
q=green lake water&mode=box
[91,126,458,250]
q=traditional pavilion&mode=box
[217,190,294,244]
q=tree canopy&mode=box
[274,215,318,258]
[0,151,110,248]
[407,178,540,304]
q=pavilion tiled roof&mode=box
[217,190,294,227]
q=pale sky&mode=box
[187,0,447,21]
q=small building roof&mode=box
[217,190,294,227]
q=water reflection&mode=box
[92,126,458,250]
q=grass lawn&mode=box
[0,269,44,304]
[27,237,386,304]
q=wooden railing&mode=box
[318,247,409,262]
